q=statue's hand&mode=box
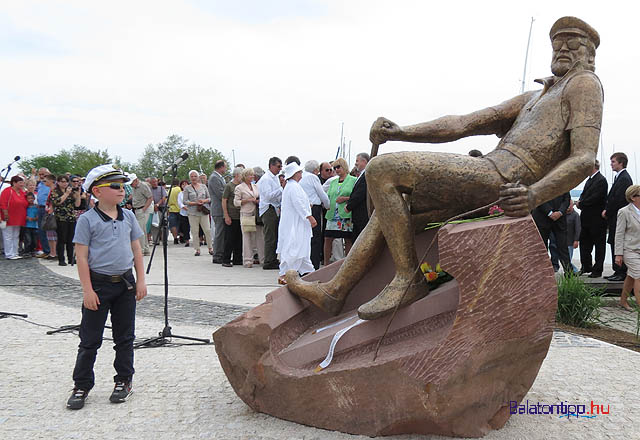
[498,183,534,217]
[370,117,401,145]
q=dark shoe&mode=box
[253,258,261,265]
[212,258,223,264]
[46,255,57,260]
[174,238,179,245]
[109,381,132,403]
[263,262,280,270]
[587,272,602,278]
[67,388,89,410]
[232,260,243,266]
[58,261,67,266]
[607,274,626,282]
[184,243,190,247]
[578,268,591,276]
[222,263,233,267]
[195,250,200,256]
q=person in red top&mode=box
[1,175,28,259]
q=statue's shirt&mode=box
[486,66,603,184]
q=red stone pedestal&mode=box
[213,216,557,438]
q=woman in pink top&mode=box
[0,176,28,259]
[233,168,264,267]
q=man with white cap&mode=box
[276,162,317,284]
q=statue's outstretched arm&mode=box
[370,91,536,145]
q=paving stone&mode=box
[2,254,640,439]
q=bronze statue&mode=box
[287,16,603,320]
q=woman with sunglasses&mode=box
[51,175,81,266]
[324,157,356,265]
[183,170,213,256]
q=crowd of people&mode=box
[0,153,372,285]
[531,152,640,311]
[5,150,640,303]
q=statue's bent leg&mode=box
[357,155,429,320]
[285,211,386,315]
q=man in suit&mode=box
[345,153,370,242]
[208,160,227,264]
[575,160,608,277]
[603,152,633,281]
[532,192,572,272]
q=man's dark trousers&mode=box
[261,205,279,266]
[310,204,323,270]
[537,218,572,272]
[579,220,607,274]
[223,219,243,264]
[37,206,50,254]
[72,273,136,390]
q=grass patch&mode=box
[556,273,604,328]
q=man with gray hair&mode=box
[208,160,227,263]
[300,160,330,269]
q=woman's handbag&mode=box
[42,213,57,231]
[240,213,256,232]
[197,204,210,215]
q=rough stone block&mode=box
[213,216,556,437]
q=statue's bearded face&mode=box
[550,33,593,76]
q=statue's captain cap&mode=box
[550,16,600,48]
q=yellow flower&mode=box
[436,263,443,273]
[420,262,432,273]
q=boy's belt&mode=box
[90,269,134,290]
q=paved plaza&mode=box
[1,243,639,439]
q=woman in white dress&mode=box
[276,163,317,284]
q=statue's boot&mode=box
[285,270,345,316]
[358,272,429,320]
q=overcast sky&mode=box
[1,0,637,186]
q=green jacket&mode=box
[325,175,357,220]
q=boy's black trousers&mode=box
[72,270,136,390]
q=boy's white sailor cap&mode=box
[83,164,129,192]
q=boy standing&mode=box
[24,192,39,255]
[66,165,147,410]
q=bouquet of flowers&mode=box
[420,262,453,289]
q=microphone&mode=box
[164,152,189,174]
[14,156,20,161]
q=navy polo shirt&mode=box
[73,204,144,276]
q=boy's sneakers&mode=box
[109,381,132,403]
[66,388,89,410]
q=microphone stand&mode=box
[134,163,211,348]
[0,157,28,320]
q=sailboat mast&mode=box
[521,17,535,94]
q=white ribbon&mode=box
[315,319,365,372]
[313,316,356,334]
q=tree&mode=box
[134,135,228,181]
[19,145,112,177]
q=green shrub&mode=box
[556,274,604,328]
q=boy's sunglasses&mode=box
[94,182,125,190]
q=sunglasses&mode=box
[333,165,341,170]
[94,182,125,190]
[71,180,79,183]
[552,37,586,51]
[323,168,332,172]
